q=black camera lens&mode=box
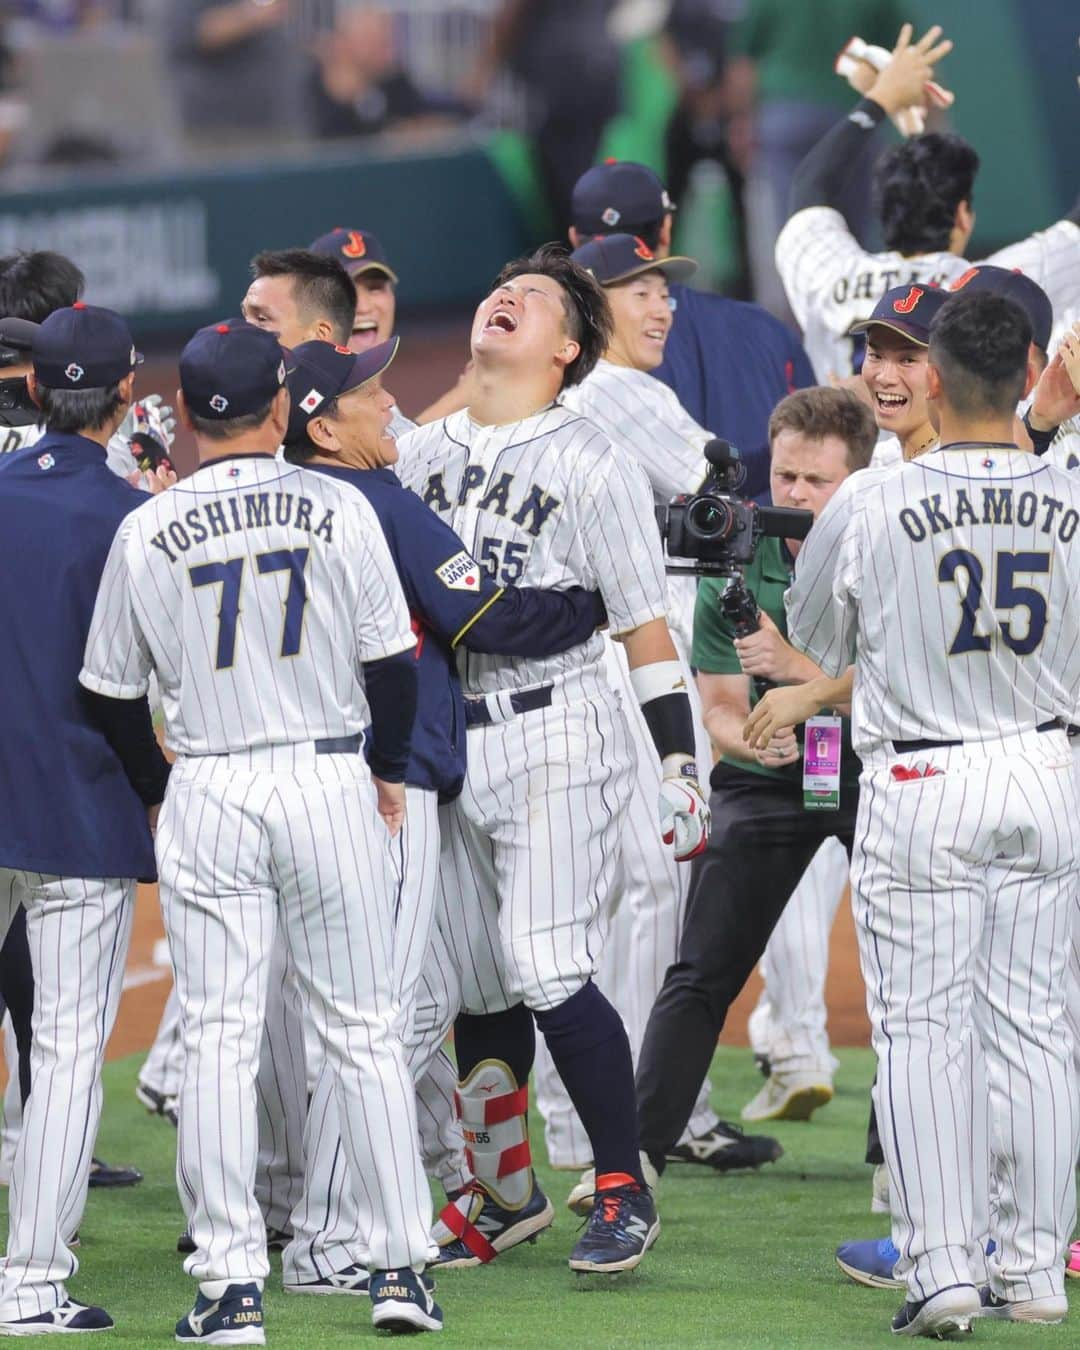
[686,494,737,542]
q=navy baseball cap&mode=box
[180,318,291,421]
[571,233,697,286]
[309,227,398,283]
[30,302,141,390]
[0,316,39,354]
[849,284,949,346]
[285,337,399,442]
[947,265,1052,351]
[571,161,676,235]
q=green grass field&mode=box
[5,1047,1074,1347]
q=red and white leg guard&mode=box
[432,1059,531,1263]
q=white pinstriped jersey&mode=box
[560,359,708,647]
[787,450,1080,755]
[396,404,669,697]
[775,206,1080,381]
[80,455,415,754]
[560,360,710,501]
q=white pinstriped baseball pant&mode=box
[853,728,1079,1305]
[0,871,134,1321]
[157,747,432,1285]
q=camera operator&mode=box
[635,385,876,1173]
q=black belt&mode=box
[893,720,1059,754]
[463,685,554,729]
[313,732,364,755]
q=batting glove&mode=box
[118,393,177,451]
[658,756,711,862]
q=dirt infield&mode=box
[109,879,869,1061]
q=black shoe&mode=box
[175,1281,264,1343]
[88,1155,143,1188]
[891,1284,979,1338]
[178,1225,290,1256]
[665,1120,783,1172]
[135,1082,179,1127]
[433,1175,554,1268]
[568,1182,659,1273]
[0,1300,113,1334]
[369,1268,443,1333]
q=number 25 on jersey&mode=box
[939,549,1049,657]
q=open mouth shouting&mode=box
[485,308,519,334]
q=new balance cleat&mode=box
[836,1237,904,1290]
[569,1182,659,1274]
[135,1083,179,1127]
[369,1269,442,1334]
[0,1300,113,1335]
[175,1283,264,1345]
[665,1120,783,1172]
[566,1151,658,1217]
[741,1073,833,1123]
[433,1175,554,1268]
[891,1284,979,1338]
[978,1288,1067,1323]
[283,1266,435,1298]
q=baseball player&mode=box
[308,227,397,354]
[567,159,815,502]
[0,304,162,1336]
[786,290,1080,1336]
[534,232,783,1190]
[264,336,605,1294]
[776,24,1080,382]
[80,319,442,1337]
[396,244,710,1274]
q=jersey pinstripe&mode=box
[396,404,669,696]
[787,451,1080,755]
[81,456,415,754]
[775,206,1080,381]
[561,360,711,500]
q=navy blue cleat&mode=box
[175,1282,265,1345]
[433,1176,554,1268]
[369,1269,443,1334]
[569,1182,660,1273]
[0,1300,114,1335]
[891,1284,979,1338]
[836,1236,904,1289]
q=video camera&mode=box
[657,439,813,576]
[657,439,814,640]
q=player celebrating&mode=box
[777,23,1080,381]
[308,226,397,354]
[397,245,709,1274]
[787,290,1080,1336]
[81,319,442,1338]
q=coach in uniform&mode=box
[0,305,163,1336]
[81,319,443,1337]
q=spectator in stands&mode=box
[310,5,467,142]
[729,0,906,319]
[165,0,310,149]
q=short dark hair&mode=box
[874,133,980,255]
[0,251,84,323]
[491,243,612,389]
[37,382,125,435]
[928,291,1031,418]
[188,395,278,442]
[250,249,355,346]
[768,386,877,471]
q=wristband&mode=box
[1023,409,1058,457]
[630,660,696,763]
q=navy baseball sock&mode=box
[534,980,645,1186]
[454,1002,535,1086]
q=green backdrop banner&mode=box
[0,138,527,338]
